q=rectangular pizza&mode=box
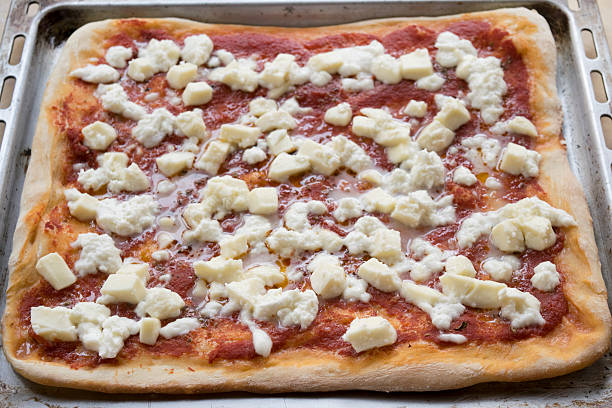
[2,7,611,393]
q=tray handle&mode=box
[0,0,39,144]
[573,0,612,165]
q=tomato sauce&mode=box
[21,19,572,366]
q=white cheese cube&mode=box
[399,48,433,80]
[117,263,149,282]
[298,139,341,176]
[445,255,476,277]
[507,116,538,137]
[139,317,161,345]
[351,116,378,138]
[404,100,428,117]
[417,120,455,152]
[65,190,98,221]
[255,110,297,132]
[182,82,213,106]
[246,264,284,286]
[386,140,419,164]
[390,194,428,227]
[342,316,397,353]
[358,169,383,185]
[490,219,525,252]
[193,256,243,283]
[309,259,346,299]
[268,153,310,181]
[248,187,278,215]
[482,256,520,282]
[249,97,277,117]
[324,102,353,126]
[194,140,230,174]
[176,109,208,139]
[498,287,545,329]
[266,129,295,155]
[400,280,446,306]
[82,121,117,150]
[357,258,401,292]
[226,277,266,308]
[453,166,477,186]
[220,124,262,148]
[531,261,560,292]
[127,57,155,82]
[415,73,445,91]
[166,62,198,89]
[136,287,185,320]
[371,54,401,84]
[156,151,195,177]
[101,273,147,304]
[219,234,248,259]
[499,143,541,178]
[361,187,395,214]
[181,34,214,66]
[434,98,470,130]
[30,306,77,342]
[35,253,76,290]
[439,273,506,309]
[371,229,403,263]
[516,216,556,251]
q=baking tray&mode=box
[0,0,611,406]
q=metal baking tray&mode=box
[0,0,611,406]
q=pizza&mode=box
[2,7,611,393]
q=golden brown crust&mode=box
[3,8,610,393]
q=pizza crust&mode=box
[3,8,610,393]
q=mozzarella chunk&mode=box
[498,287,545,329]
[408,238,452,282]
[333,197,363,222]
[415,74,445,91]
[167,62,198,89]
[30,306,77,341]
[307,40,384,77]
[516,216,556,250]
[406,150,446,190]
[433,95,470,130]
[71,233,122,276]
[490,219,525,252]
[342,316,397,353]
[82,121,117,150]
[499,142,541,178]
[266,129,296,155]
[324,103,353,126]
[220,124,262,148]
[193,256,243,283]
[100,273,147,304]
[156,151,195,177]
[357,258,401,292]
[70,64,119,83]
[258,53,310,98]
[96,84,146,121]
[138,38,180,73]
[219,234,248,259]
[182,81,213,106]
[105,45,133,68]
[352,108,411,147]
[399,48,433,80]
[64,188,99,221]
[491,116,538,137]
[434,31,477,67]
[481,256,520,282]
[445,255,476,277]
[127,57,156,81]
[175,109,208,139]
[243,147,267,164]
[453,166,477,186]
[249,97,278,117]
[78,152,149,193]
[160,318,200,339]
[132,108,175,147]
[253,288,319,329]
[298,139,341,176]
[117,262,150,282]
[417,120,455,152]
[359,169,383,185]
[96,195,158,236]
[361,187,395,214]
[404,100,428,117]
[531,261,560,292]
[181,34,213,65]
[400,281,465,330]
[194,140,230,174]
[268,152,311,181]
[246,264,284,287]
[208,58,259,92]
[139,317,161,345]
[342,73,374,92]
[256,110,297,133]
[248,187,278,215]
[308,254,346,299]
[461,134,502,168]
[342,276,372,303]
[36,253,76,290]
[328,135,372,172]
[371,54,401,84]
[439,273,506,309]
[135,287,185,319]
